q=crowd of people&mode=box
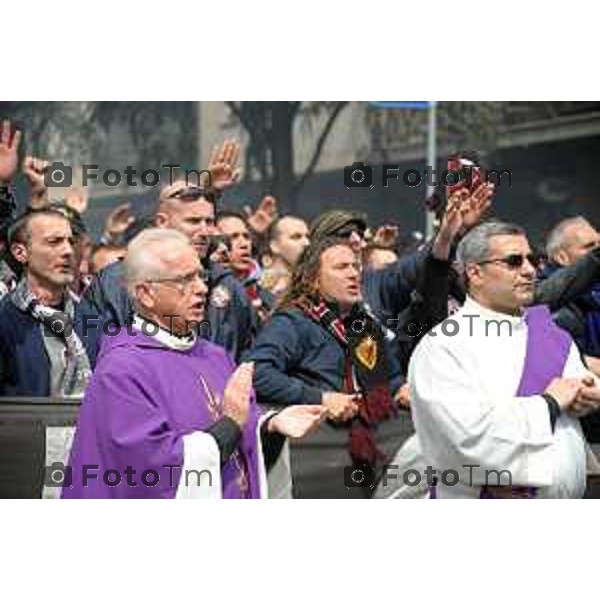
[2,117,600,499]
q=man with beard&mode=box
[63,229,324,499]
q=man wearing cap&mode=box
[310,209,425,329]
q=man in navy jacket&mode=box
[0,209,98,396]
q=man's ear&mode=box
[269,238,281,258]
[10,242,28,265]
[464,263,483,290]
[554,249,570,267]
[136,282,156,311]
[154,211,169,229]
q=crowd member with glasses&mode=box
[409,220,600,499]
[83,181,255,361]
[63,229,325,499]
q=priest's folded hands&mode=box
[568,376,600,418]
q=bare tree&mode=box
[225,101,348,207]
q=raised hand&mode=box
[0,120,22,183]
[22,156,50,208]
[460,182,494,232]
[432,192,464,260]
[223,362,255,427]
[65,185,89,215]
[206,139,242,191]
[373,224,399,249]
[103,203,135,241]
[267,405,326,438]
[244,195,279,235]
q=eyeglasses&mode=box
[335,226,365,239]
[168,185,217,203]
[478,253,539,270]
[146,269,208,291]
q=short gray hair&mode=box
[545,216,589,259]
[456,221,526,277]
[124,228,191,299]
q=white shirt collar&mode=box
[462,296,526,330]
[132,314,197,351]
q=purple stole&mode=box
[431,305,572,499]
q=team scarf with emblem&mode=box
[304,298,397,467]
[11,278,92,397]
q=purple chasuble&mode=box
[62,329,261,499]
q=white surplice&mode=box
[408,296,590,499]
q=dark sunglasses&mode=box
[335,225,365,239]
[478,253,539,269]
[169,185,218,203]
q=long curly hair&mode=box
[277,236,354,312]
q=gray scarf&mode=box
[11,278,91,397]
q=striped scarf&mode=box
[11,278,91,397]
[304,299,397,467]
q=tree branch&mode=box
[291,101,348,197]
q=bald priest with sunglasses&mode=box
[63,229,324,499]
[409,221,600,499]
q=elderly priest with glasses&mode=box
[63,229,324,499]
[409,221,600,499]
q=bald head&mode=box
[546,216,600,266]
[269,215,310,267]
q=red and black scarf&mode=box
[304,299,397,467]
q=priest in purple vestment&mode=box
[62,229,325,499]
